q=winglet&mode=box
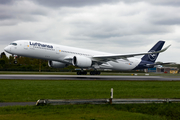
[158,44,171,53]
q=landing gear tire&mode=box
[90,71,101,75]
[77,71,87,75]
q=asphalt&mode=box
[0,74,180,81]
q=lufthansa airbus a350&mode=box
[4,40,170,75]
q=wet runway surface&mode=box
[0,74,180,81]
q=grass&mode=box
[1,80,180,102]
[0,104,168,120]
[0,71,77,75]
[1,103,180,119]
[1,79,180,119]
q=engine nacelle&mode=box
[72,56,92,68]
[48,61,67,68]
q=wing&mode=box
[92,45,171,62]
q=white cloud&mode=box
[0,0,180,63]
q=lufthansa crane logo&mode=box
[148,50,157,61]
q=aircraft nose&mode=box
[4,46,10,53]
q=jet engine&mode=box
[48,61,67,68]
[72,56,92,68]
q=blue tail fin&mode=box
[141,41,165,63]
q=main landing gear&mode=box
[76,71,101,75]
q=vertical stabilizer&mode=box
[141,41,165,63]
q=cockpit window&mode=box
[10,43,17,46]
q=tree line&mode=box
[0,52,75,72]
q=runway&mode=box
[0,74,180,81]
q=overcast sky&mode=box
[0,0,180,63]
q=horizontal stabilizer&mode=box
[146,62,176,67]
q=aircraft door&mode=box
[56,47,60,54]
[24,42,28,50]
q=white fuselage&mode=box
[4,40,141,70]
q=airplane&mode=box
[4,40,171,75]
